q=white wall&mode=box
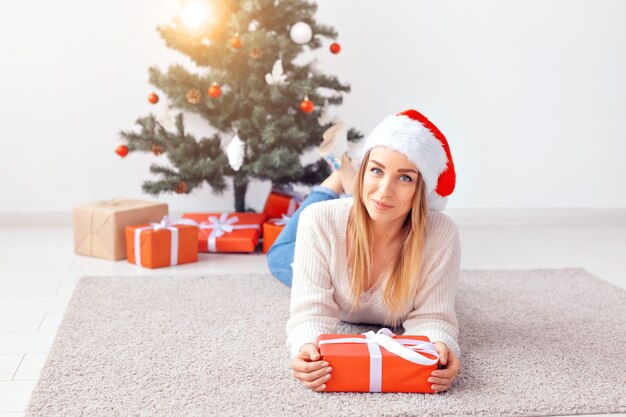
[1,0,625,213]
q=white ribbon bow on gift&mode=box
[198,213,261,252]
[317,328,439,392]
[267,190,298,226]
[269,213,292,226]
[134,215,198,267]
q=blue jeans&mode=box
[266,186,343,287]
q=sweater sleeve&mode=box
[285,206,341,359]
[402,218,462,359]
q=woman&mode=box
[266,109,461,393]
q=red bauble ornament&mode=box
[330,42,341,54]
[148,92,159,104]
[208,83,222,98]
[115,145,129,157]
[300,98,314,113]
[230,35,241,49]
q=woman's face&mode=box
[362,147,419,225]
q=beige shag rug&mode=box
[25,268,626,417]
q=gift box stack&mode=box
[73,199,169,261]
[261,188,302,253]
[73,187,305,268]
[316,328,440,393]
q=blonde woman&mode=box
[266,109,461,393]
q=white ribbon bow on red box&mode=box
[133,215,197,267]
[317,328,439,392]
[198,213,261,252]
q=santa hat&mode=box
[360,109,456,211]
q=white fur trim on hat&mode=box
[360,114,448,198]
[426,191,449,211]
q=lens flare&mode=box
[181,1,212,28]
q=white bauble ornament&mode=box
[290,21,312,44]
[226,134,246,171]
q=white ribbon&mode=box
[133,215,198,267]
[317,328,439,392]
[198,213,261,252]
[268,213,292,226]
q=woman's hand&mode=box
[291,343,332,392]
[428,341,461,393]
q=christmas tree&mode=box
[118,0,362,212]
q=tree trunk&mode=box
[233,172,248,212]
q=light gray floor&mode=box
[1,218,625,416]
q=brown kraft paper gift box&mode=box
[73,199,168,260]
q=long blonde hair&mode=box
[346,149,429,327]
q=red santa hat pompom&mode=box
[360,109,456,211]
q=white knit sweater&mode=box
[286,197,462,359]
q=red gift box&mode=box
[262,214,291,253]
[125,216,199,269]
[263,189,301,220]
[316,328,440,393]
[182,212,266,253]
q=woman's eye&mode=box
[370,168,382,175]
[400,175,413,182]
